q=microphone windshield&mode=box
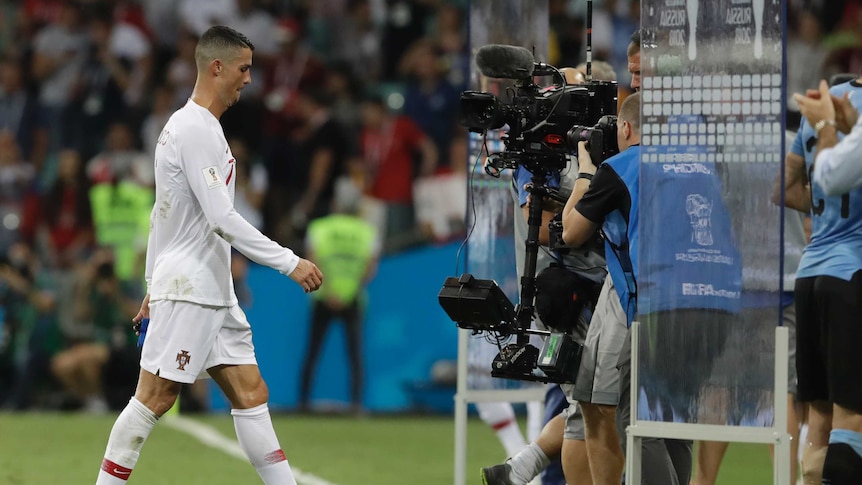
[475,45,535,80]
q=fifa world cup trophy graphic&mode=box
[687,0,698,60]
[686,194,713,246]
[753,0,765,58]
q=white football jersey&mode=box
[146,100,298,306]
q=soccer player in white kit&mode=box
[94,25,323,485]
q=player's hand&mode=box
[132,294,150,335]
[831,91,858,134]
[289,258,324,293]
[794,80,836,127]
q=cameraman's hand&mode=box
[577,141,597,175]
[524,183,565,212]
[289,258,324,293]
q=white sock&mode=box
[508,442,550,485]
[95,397,159,484]
[232,403,297,485]
[526,400,543,442]
[495,420,528,457]
[477,402,526,457]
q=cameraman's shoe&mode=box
[481,463,515,485]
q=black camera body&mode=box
[461,79,619,175]
[438,273,586,384]
[569,114,620,167]
[440,47,620,385]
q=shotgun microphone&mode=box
[475,44,536,80]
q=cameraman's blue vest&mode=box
[638,161,742,315]
[601,146,640,326]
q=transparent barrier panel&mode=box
[465,0,548,390]
[637,0,784,425]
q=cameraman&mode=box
[560,92,640,484]
[560,92,650,485]
[512,145,608,485]
[480,73,612,485]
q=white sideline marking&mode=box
[164,415,337,485]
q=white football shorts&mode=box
[140,299,257,384]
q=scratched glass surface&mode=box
[465,0,550,391]
[636,0,784,425]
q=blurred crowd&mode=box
[0,0,861,413]
[0,0,477,414]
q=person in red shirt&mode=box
[355,95,436,248]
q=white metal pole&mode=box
[626,321,643,485]
[773,326,790,485]
[454,328,470,485]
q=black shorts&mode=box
[795,272,862,412]
[638,308,734,422]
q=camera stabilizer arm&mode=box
[514,170,552,343]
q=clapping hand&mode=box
[794,80,836,127]
[831,91,858,134]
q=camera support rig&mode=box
[439,161,583,384]
[493,165,584,383]
[439,0,611,385]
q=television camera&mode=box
[439,33,620,384]
[460,44,619,175]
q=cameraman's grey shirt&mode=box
[511,163,607,286]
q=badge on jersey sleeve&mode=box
[202,166,222,189]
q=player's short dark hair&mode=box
[627,29,642,57]
[195,25,255,68]
[619,92,640,132]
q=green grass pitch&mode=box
[0,412,775,484]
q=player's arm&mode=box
[813,114,862,196]
[179,124,303,276]
[793,79,850,196]
[561,141,600,246]
[132,293,150,329]
[144,210,156,290]
[772,152,810,213]
[832,90,858,135]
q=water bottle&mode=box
[136,317,149,349]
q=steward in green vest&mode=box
[89,180,153,288]
[307,214,378,305]
[298,209,379,413]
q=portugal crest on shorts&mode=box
[176,350,191,371]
